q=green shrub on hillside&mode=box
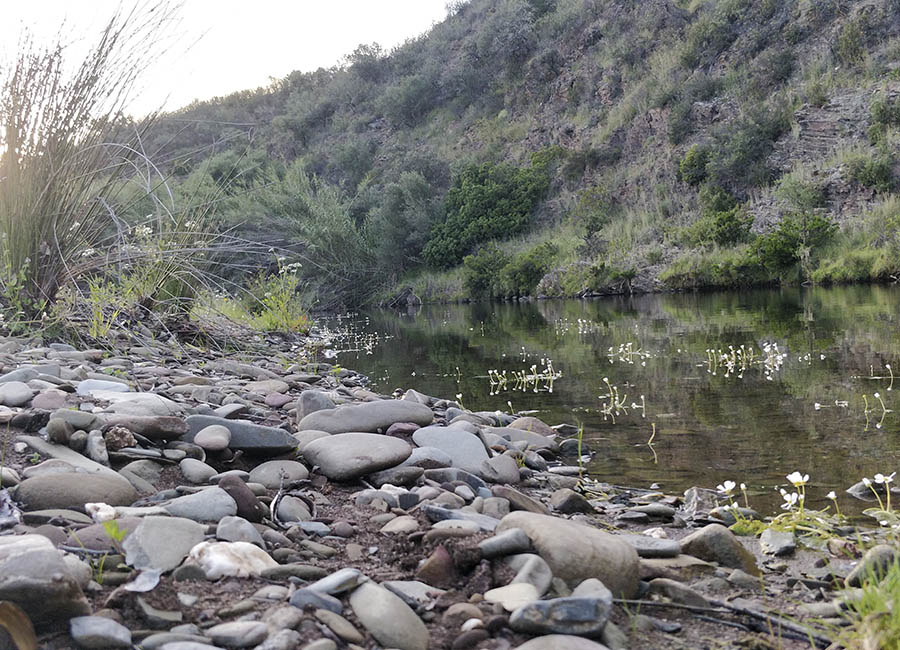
[754,212,836,279]
[678,145,710,186]
[462,244,511,299]
[498,242,559,297]
[684,186,752,247]
[423,160,550,268]
[846,152,896,192]
[775,175,827,211]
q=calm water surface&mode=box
[324,286,900,515]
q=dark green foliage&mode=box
[678,145,710,186]
[667,74,725,144]
[869,92,900,143]
[744,47,794,98]
[846,153,896,193]
[463,244,511,298]
[422,160,550,268]
[754,212,837,277]
[661,246,769,289]
[686,185,752,247]
[498,242,558,296]
[705,102,791,193]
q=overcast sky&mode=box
[0,0,450,116]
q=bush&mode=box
[835,18,866,66]
[685,186,752,247]
[498,242,559,297]
[754,212,836,279]
[423,160,550,268]
[678,145,711,186]
[811,248,900,284]
[846,153,896,193]
[462,244,511,299]
[775,175,827,211]
[869,92,900,143]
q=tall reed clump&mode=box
[0,2,181,329]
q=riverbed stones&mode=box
[182,415,297,454]
[348,582,429,650]
[412,425,490,475]
[302,433,412,481]
[0,534,90,624]
[679,524,760,576]
[215,475,267,522]
[298,399,433,434]
[124,516,207,571]
[14,472,138,510]
[180,458,217,484]
[206,621,269,648]
[616,533,681,558]
[497,512,640,597]
[188,540,279,579]
[847,544,898,586]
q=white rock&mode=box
[187,540,278,579]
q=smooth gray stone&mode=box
[616,533,681,558]
[412,426,489,476]
[14,472,138,509]
[49,409,100,431]
[510,594,612,636]
[295,390,336,422]
[348,582,428,650]
[421,504,498,532]
[206,621,268,648]
[124,516,207,571]
[382,580,446,608]
[498,512,639,597]
[163,487,237,522]
[103,414,189,440]
[759,528,796,556]
[507,553,553,595]
[481,453,521,484]
[248,460,309,488]
[302,433,411,481]
[367,465,423,487]
[0,367,39,384]
[847,544,898,587]
[307,568,367,595]
[0,381,34,406]
[217,516,265,547]
[76,379,132,395]
[180,458,218,484]
[481,426,559,452]
[17,435,121,478]
[399,446,453,469]
[680,523,760,576]
[0,534,90,623]
[137,633,216,649]
[423,468,487,491]
[181,415,297,454]
[298,399,433,434]
[479,528,532,558]
[194,424,231,451]
[69,615,132,648]
[289,588,343,613]
[514,635,611,650]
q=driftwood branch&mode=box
[613,598,832,648]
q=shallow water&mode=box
[325,285,900,516]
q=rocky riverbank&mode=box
[0,334,887,649]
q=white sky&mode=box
[0,0,450,117]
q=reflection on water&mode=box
[330,286,900,515]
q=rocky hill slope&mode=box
[138,0,900,307]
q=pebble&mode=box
[348,582,430,650]
[193,424,232,451]
[206,620,269,648]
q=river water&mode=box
[323,286,900,515]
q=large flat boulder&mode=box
[302,433,412,481]
[412,426,490,476]
[298,400,433,434]
[180,415,298,454]
[497,512,640,598]
[14,472,138,510]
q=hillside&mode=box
[138,0,900,309]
